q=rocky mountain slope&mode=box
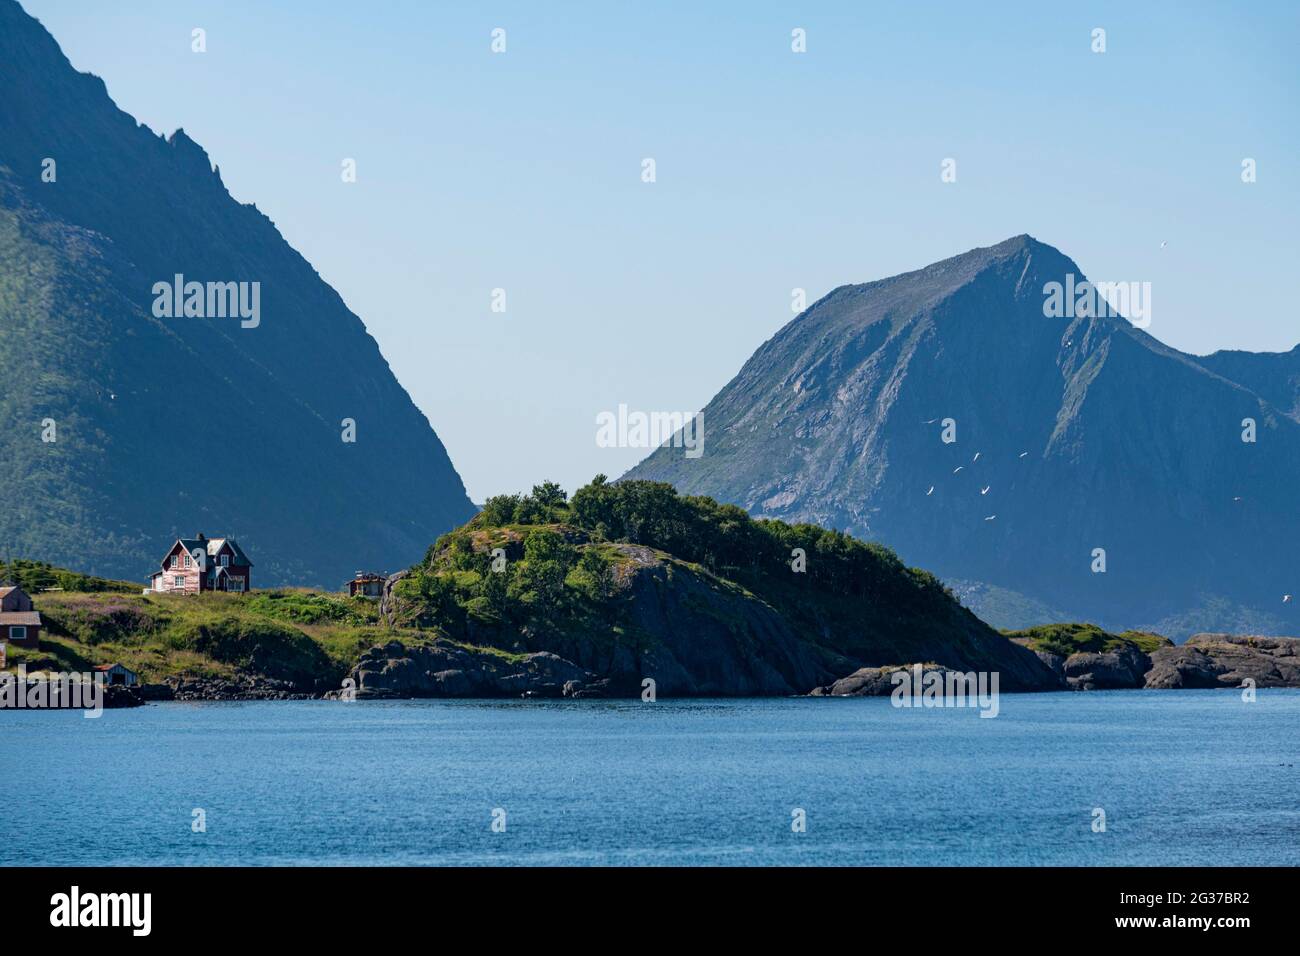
[626,236,1300,639]
[0,0,475,585]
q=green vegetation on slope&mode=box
[1003,622,1171,658]
[397,476,996,668]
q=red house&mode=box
[0,586,42,647]
[148,533,253,594]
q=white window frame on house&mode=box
[228,577,245,593]
[170,554,179,568]
[10,626,26,640]
[183,553,191,568]
[173,576,184,589]
[220,554,229,567]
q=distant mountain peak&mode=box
[627,238,1300,640]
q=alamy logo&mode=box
[50,886,151,936]
[1042,273,1151,328]
[890,665,1000,718]
[151,274,261,328]
[596,404,704,458]
[1,666,104,718]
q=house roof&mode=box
[208,538,252,566]
[165,536,253,568]
[94,663,134,673]
[0,612,42,626]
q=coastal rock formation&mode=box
[164,674,314,701]
[342,639,610,699]
[1060,643,1152,690]
[810,663,957,697]
[1144,634,1300,689]
[813,634,1300,695]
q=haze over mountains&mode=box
[628,235,1300,639]
[0,0,475,585]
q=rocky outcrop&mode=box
[1144,634,1300,689]
[338,640,611,700]
[811,663,956,697]
[814,634,1300,696]
[1060,643,1152,690]
[164,674,315,701]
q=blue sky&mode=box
[23,0,1300,501]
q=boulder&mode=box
[1145,633,1300,688]
[812,663,982,698]
[1062,643,1150,690]
[345,639,607,699]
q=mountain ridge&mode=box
[627,235,1300,639]
[0,0,476,585]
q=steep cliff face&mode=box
[627,236,1300,639]
[0,0,475,584]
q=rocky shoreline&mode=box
[812,633,1300,696]
[8,633,1296,707]
[329,632,1300,702]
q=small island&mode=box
[2,478,1296,705]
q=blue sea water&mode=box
[3,691,1297,866]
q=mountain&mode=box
[0,1,475,585]
[1196,344,1300,422]
[626,235,1300,639]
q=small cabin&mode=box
[0,586,42,648]
[348,572,385,599]
[94,663,139,687]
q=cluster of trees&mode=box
[565,477,941,604]
[405,521,616,635]
[402,475,954,637]
[476,480,568,526]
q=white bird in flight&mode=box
[926,486,934,496]
[953,466,963,474]
[984,514,997,521]
[1285,595,1293,603]
[972,452,980,462]
[1019,451,1029,458]
[980,486,991,495]
[1160,240,1168,249]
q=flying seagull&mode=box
[1019,451,1029,458]
[926,486,934,496]
[984,514,997,521]
[972,452,981,462]
[980,486,990,495]
[953,466,963,474]
[1160,240,1168,249]
[1285,595,1293,603]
